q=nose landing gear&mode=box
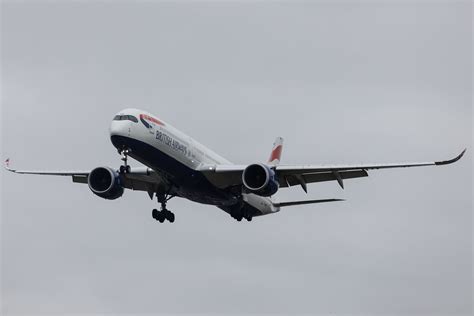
[119,148,132,174]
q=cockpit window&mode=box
[113,115,138,123]
[127,115,138,123]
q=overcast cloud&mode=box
[1,1,472,315]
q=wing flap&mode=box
[280,169,368,188]
[72,175,88,184]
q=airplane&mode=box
[4,108,466,223]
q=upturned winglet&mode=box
[3,158,13,172]
[435,149,467,166]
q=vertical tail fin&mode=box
[268,137,284,166]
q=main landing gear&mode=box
[119,148,131,174]
[230,212,252,222]
[152,194,175,223]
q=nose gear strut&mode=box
[119,149,131,174]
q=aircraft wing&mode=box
[201,149,466,191]
[3,159,167,195]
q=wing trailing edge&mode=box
[273,198,344,208]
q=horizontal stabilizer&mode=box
[273,198,344,208]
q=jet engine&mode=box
[242,163,279,196]
[88,167,124,200]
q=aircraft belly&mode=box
[110,135,237,206]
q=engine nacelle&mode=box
[88,167,124,200]
[242,163,279,196]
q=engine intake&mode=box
[88,167,124,200]
[242,163,279,196]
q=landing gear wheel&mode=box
[160,210,175,223]
[157,212,165,223]
[119,164,131,174]
[167,211,175,223]
[246,216,252,222]
[152,209,166,222]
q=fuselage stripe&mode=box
[140,114,165,126]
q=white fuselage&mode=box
[109,108,277,216]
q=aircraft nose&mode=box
[110,117,132,151]
[109,118,130,137]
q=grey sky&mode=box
[1,1,472,315]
